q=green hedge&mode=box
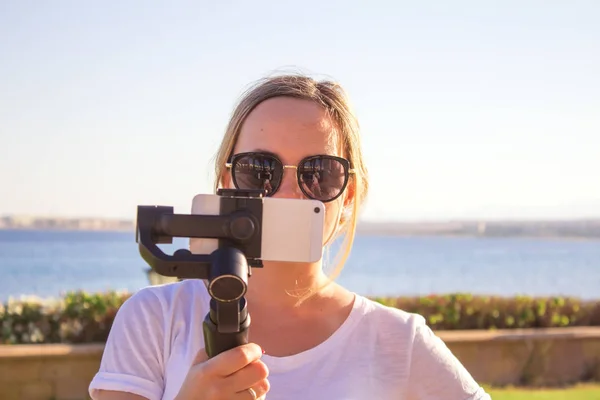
[374,294,600,330]
[0,291,129,345]
[1,291,599,345]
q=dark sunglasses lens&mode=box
[232,154,282,196]
[298,157,347,201]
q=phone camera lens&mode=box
[314,207,320,213]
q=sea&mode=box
[0,229,599,302]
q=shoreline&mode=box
[2,226,600,241]
[2,216,600,240]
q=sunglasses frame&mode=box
[226,152,355,203]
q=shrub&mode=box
[372,293,600,330]
[0,291,130,344]
[1,290,599,344]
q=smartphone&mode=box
[189,194,325,263]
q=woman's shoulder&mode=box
[353,294,428,334]
[90,281,211,399]
[354,295,491,399]
[339,294,430,359]
[351,295,491,399]
[115,279,212,325]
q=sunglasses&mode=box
[226,152,354,202]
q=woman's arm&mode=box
[88,288,167,400]
[406,318,491,400]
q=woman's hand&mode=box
[175,343,270,400]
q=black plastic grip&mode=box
[202,299,251,358]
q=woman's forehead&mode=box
[234,97,342,161]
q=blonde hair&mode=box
[213,73,369,298]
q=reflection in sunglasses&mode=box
[228,152,352,202]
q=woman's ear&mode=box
[344,179,356,210]
[339,181,356,225]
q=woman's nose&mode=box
[273,171,303,200]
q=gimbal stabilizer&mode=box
[135,188,266,358]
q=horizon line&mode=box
[2,213,600,224]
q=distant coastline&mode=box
[357,219,600,240]
[2,215,600,239]
[0,215,132,232]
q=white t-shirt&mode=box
[89,279,491,400]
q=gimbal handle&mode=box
[135,189,265,357]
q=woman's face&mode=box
[226,96,353,246]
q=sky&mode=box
[1,1,599,222]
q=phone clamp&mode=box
[135,188,265,358]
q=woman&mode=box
[89,74,491,400]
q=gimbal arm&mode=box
[135,189,265,357]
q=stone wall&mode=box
[1,327,599,400]
[440,327,600,386]
[0,343,100,400]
